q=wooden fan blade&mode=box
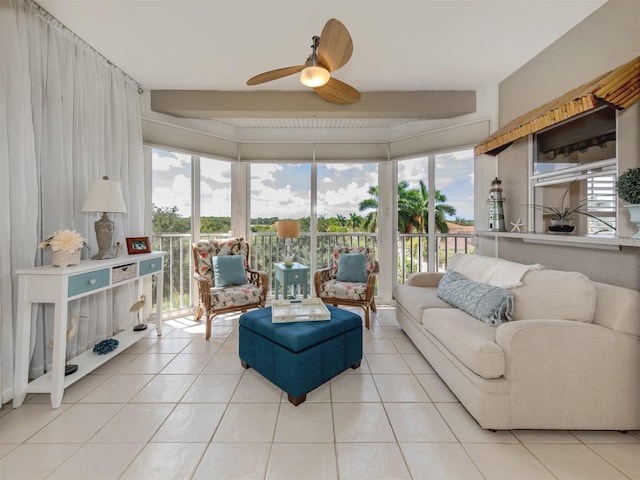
[314,77,361,104]
[317,18,353,72]
[247,66,304,85]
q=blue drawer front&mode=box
[68,269,110,297]
[140,258,162,276]
[284,269,306,283]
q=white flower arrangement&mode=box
[39,229,87,254]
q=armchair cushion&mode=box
[318,279,369,301]
[337,253,367,283]
[213,255,248,287]
[210,284,264,311]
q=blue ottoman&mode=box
[239,306,363,405]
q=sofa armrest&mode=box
[495,319,635,380]
[494,319,639,428]
[406,272,445,288]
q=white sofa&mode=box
[395,254,640,430]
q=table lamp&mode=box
[276,220,300,267]
[82,176,127,260]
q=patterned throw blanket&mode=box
[437,271,514,325]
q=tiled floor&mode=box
[1,305,638,480]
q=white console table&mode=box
[13,252,165,408]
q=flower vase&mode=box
[624,204,640,239]
[51,250,81,267]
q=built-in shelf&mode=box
[476,231,640,251]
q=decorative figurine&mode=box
[488,177,507,231]
[130,294,147,331]
[115,241,122,257]
[48,315,80,375]
[510,218,526,233]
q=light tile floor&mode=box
[1,305,638,480]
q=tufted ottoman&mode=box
[239,305,363,405]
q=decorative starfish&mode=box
[510,218,525,233]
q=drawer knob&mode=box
[89,278,97,285]
[149,263,155,268]
[294,274,299,279]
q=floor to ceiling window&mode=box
[249,163,311,284]
[199,156,232,234]
[397,149,474,282]
[149,145,474,314]
[317,162,379,268]
[151,148,231,313]
[434,149,475,268]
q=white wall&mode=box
[483,0,640,290]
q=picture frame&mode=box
[126,237,151,255]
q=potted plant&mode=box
[532,181,616,234]
[39,229,87,267]
[617,167,640,238]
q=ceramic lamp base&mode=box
[92,212,115,260]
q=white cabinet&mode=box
[13,252,165,408]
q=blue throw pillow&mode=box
[212,255,247,287]
[437,271,514,326]
[337,253,367,283]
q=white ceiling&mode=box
[34,0,607,94]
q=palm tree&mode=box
[411,180,457,233]
[362,181,457,233]
[358,186,380,232]
[397,180,458,233]
[348,212,363,232]
[397,181,423,233]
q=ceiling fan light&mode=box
[300,65,330,87]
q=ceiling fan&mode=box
[246,18,361,105]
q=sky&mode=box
[152,148,475,221]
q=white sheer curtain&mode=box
[0,0,145,404]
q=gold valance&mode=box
[475,56,639,156]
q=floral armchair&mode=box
[313,245,378,329]
[192,238,268,340]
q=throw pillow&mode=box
[437,271,514,326]
[337,253,367,283]
[212,255,247,287]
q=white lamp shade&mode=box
[82,177,127,213]
[300,65,330,87]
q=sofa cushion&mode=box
[512,269,596,322]
[395,284,452,324]
[449,253,544,288]
[423,308,505,378]
[437,271,514,325]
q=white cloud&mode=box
[201,159,231,183]
[152,150,188,171]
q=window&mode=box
[397,149,474,280]
[151,149,191,233]
[531,106,617,235]
[250,163,311,274]
[200,156,231,234]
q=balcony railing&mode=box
[153,231,474,316]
